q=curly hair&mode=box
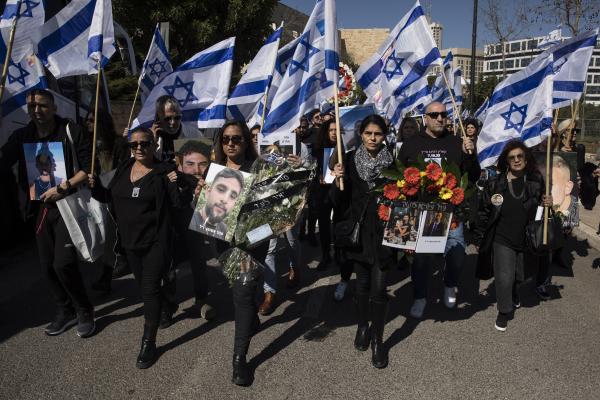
[497,139,538,175]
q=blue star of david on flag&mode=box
[383,50,404,80]
[500,101,528,133]
[7,60,30,86]
[18,0,40,18]
[288,32,319,76]
[147,58,169,79]
[163,76,198,108]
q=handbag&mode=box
[334,197,369,249]
[525,209,565,255]
[56,124,108,262]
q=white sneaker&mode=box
[333,281,348,301]
[443,286,457,309]
[409,298,427,319]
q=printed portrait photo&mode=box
[259,131,296,157]
[382,206,421,250]
[23,142,67,201]
[421,210,450,237]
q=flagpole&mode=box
[441,71,469,152]
[91,60,102,175]
[333,82,344,191]
[542,108,555,245]
[0,0,23,102]
[126,83,141,132]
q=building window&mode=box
[595,75,600,84]
[521,58,531,67]
[588,75,594,83]
[511,42,520,52]
[505,60,514,69]
[489,61,498,70]
[495,44,502,54]
[528,39,537,50]
[596,58,600,67]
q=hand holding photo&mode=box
[24,142,67,201]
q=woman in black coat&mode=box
[474,140,552,332]
[89,127,182,369]
[332,114,394,369]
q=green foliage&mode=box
[463,75,500,112]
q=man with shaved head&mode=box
[398,101,478,319]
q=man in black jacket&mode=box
[0,89,95,337]
[398,101,477,318]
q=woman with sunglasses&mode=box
[332,114,394,369]
[475,140,552,332]
[152,95,199,162]
[89,127,182,369]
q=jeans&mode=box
[411,223,465,299]
[36,207,92,314]
[492,241,523,314]
[232,279,260,355]
[263,221,301,293]
[125,242,169,327]
[354,262,388,303]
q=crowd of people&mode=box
[1,88,600,386]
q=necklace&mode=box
[37,178,52,191]
[507,174,526,199]
[130,165,152,198]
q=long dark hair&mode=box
[398,116,419,141]
[317,119,339,150]
[497,139,538,175]
[214,120,258,165]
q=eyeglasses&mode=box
[128,140,154,150]
[426,111,448,119]
[163,115,182,122]
[222,135,244,145]
[508,153,525,162]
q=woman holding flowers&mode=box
[332,114,394,369]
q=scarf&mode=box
[354,144,393,188]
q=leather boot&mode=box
[232,354,252,386]
[258,291,275,316]
[370,300,389,369]
[286,267,299,288]
[136,324,158,369]
[354,294,370,351]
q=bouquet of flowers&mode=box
[376,156,476,224]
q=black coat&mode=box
[473,170,544,279]
[330,150,393,268]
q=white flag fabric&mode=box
[474,97,489,122]
[131,37,235,131]
[139,24,173,98]
[430,52,453,103]
[227,27,282,122]
[0,53,47,146]
[477,51,555,168]
[538,27,562,50]
[262,0,339,136]
[550,29,598,109]
[0,0,45,62]
[355,0,441,126]
[37,0,116,78]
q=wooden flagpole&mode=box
[0,0,23,102]
[333,83,344,191]
[542,108,556,245]
[91,60,102,175]
[441,72,469,152]
[125,83,141,133]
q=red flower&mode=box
[445,173,458,190]
[402,184,419,197]
[450,187,465,205]
[426,184,438,193]
[383,183,400,200]
[425,162,442,181]
[378,204,391,221]
[404,167,421,185]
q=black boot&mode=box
[136,324,158,369]
[232,354,252,386]
[370,300,389,369]
[354,294,370,351]
[91,265,112,295]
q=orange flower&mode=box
[445,173,458,190]
[378,204,391,221]
[404,167,421,185]
[450,187,465,205]
[402,184,419,197]
[383,183,400,200]
[425,162,442,181]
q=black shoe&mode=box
[535,284,551,300]
[232,354,252,386]
[370,301,389,369]
[495,312,509,332]
[512,291,521,309]
[159,304,178,330]
[136,338,158,369]
[44,312,77,336]
[91,266,112,295]
[371,336,388,369]
[354,325,370,351]
[76,309,96,338]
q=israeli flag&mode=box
[1,53,47,146]
[355,0,441,125]
[474,97,489,122]
[37,0,116,78]
[139,24,173,98]
[477,51,555,168]
[0,0,45,62]
[227,27,282,123]
[430,52,453,103]
[132,37,235,131]
[538,26,562,50]
[262,0,339,136]
[550,29,598,109]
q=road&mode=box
[1,231,600,400]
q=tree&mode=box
[463,75,499,112]
[529,0,600,36]
[482,0,528,79]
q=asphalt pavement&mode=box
[1,230,600,400]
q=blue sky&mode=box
[280,0,559,49]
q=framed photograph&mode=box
[258,131,296,157]
[189,164,253,242]
[23,142,67,201]
[381,205,421,250]
[415,210,452,253]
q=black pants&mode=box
[535,252,551,286]
[492,242,523,314]
[317,186,333,260]
[185,230,210,302]
[354,262,388,303]
[411,245,464,299]
[36,207,92,314]
[125,242,169,327]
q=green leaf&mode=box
[416,154,426,169]
[460,173,469,190]
[381,168,402,180]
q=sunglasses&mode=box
[128,140,154,150]
[508,153,525,162]
[163,115,182,122]
[426,111,448,119]
[222,135,244,145]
